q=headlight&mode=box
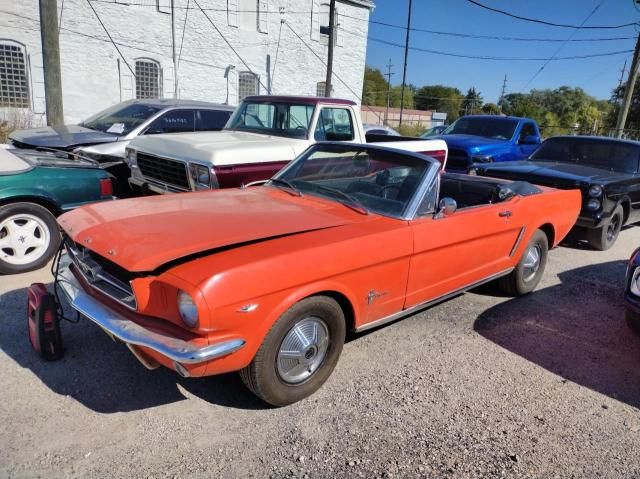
[472,155,494,163]
[630,267,640,296]
[125,148,137,166]
[587,199,601,210]
[190,163,211,189]
[177,290,199,327]
[589,185,602,197]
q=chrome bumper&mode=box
[57,262,245,365]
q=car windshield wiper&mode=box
[312,184,369,215]
[268,178,303,197]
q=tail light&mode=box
[419,150,447,164]
[100,178,113,197]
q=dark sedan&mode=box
[474,136,640,250]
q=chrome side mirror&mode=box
[435,197,457,219]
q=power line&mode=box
[85,0,136,77]
[520,0,605,92]
[177,0,190,68]
[466,0,638,29]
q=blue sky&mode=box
[364,0,640,103]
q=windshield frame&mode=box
[225,100,317,139]
[271,143,440,220]
[442,116,519,141]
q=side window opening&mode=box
[146,110,195,134]
[314,108,354,141]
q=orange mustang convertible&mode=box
[51,143,580,406]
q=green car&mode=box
[0,147,114,274]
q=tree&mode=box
[414,85,463,121]
[390,85,415,109]
[362,66,389,107]
[460,88,483,115]
[481,103,501,115]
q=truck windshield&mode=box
[82,102,162,136]
[531,137,640,174]
[226,101,315,139]
[443,117,518,140]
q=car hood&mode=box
[10,125,118,150]
[436,134,508,151]
[130,130,309,166]
[58,187,357,272]
[477,160,631,186]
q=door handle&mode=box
[499,210,512,218]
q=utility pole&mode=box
[384,59,394,126]
[324,0,336,97]
[171,0,178,98]
[39,0,64,126]
[398,0,412,126]
[498,74,507,113]
[618,58,628,92]
[616,34,640,138]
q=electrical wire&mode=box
[85,0,136,77]
[467,0,638,29]
[270,19,284,93]
[177,0,190,68]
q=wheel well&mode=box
[313,291,356,334]
[0,197,60,216]
[538,223,555,247]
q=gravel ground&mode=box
[1,228,640,479]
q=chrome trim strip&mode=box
[355,267,514,333]
[509,227,526,257]
[403,161,441,220]
[57,263,246,364]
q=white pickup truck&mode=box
[125,95,447,194]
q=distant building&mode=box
[0,0,373,125]
[361,105,437,129]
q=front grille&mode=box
[446,148,470,171]
[137,152,190,190]
[64,237,138,310]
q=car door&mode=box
[405,198,525,309]
[196,109,232,131]
[145,109,196,134]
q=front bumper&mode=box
[57,262,245,365]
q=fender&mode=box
[0,188,61,213]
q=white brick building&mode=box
[0,0,373,125]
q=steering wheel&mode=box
[378,184,402,199]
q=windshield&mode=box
[531,137,640,174]
[81,102,162,135]
[226,101,315,139]
[273,144,432,218]
[443,117,518,140]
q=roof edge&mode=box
[340,0,375,10]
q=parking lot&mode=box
[1,226,640,479]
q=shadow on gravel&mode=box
[474,259,640,409]
[0,283,268,413]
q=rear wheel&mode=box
[499,229,548,296]
[587,205,623,251]
[0,202,60,275]
[239,296,345,407]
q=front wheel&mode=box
[0,202,61,275]
[499,229,548,296]
[239,296,346,406]
[587,205,623,251]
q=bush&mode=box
[0,109,38,143]
[397,124,427,137]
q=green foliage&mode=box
[389,85,415,109]
[397,123,426,137]
[414,84,464,122]
[362,66,389,107]
[481,103,501,115]
[461,88,483,115]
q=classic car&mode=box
[363,124,400,136]
[625,246,640,334]
[435,115,542,172]
[474,136,640,250]
[50,143,580,406]
[125,95,447,194]
[10,99,234,195]
[0,148,113,274]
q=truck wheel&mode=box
[239,296,345,407]
[0,203,61,275]
[587,205,623,251]
[498,229,548,296]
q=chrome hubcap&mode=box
[522,244,541,283]
[607,216,620,242]
[0,214,50,266]
[277,317,329,384]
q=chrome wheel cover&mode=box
[277,317,330,384]
[607,215,620,242]
[522,244,541,283]
[0,214,51,266]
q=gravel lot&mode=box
[1,227,640,479]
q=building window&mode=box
[316,81,326,97]
[238,72,259,101]
[135,59,161,99]
[0,41,29,108]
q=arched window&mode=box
[0,40,29,108]
[238,72,259,101]
[135,59,161,99]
